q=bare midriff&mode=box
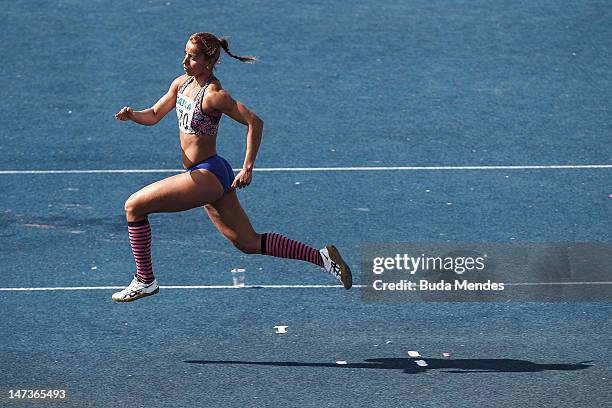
[180,131,218,168]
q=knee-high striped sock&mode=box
[260,233,324,267]
[128,219,155,284]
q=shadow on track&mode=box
[184,358,594,374]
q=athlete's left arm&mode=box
[207,90,264,189]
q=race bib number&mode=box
[176,94,196,133]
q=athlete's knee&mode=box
[124,192,148,219]
[232,233,262,254]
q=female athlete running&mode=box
[112,32,351,302]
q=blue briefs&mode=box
[186,154,235,193]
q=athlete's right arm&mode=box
[115,76,185,126]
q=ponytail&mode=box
[218,36,257,63]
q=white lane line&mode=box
[1,164,612,174]
[252,165,612,171]
[0,282,609,292]
[0,169,182,174]
[503,282,612,286]
[0,284,366,292]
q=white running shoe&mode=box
[320,244,352,289]
[112,275,159,302]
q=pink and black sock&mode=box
[260,232,324,267]
[128,219,155,284]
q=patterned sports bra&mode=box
[175,76,221,136]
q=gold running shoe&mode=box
[320,244,352,289]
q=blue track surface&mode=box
[1,1,611,407]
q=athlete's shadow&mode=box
[184,357,593,374]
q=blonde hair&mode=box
[189,32,257,65]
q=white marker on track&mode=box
[274,326,288,334]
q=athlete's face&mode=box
[182,42,209,76]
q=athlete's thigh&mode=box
[204,190,258,245]
[135,169,224,214]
